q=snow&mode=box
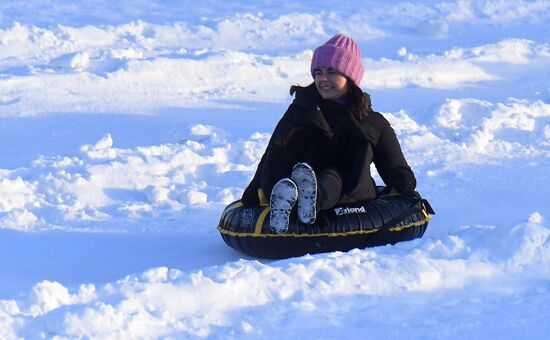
[0,0,549,338]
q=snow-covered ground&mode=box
[1,0,549,338]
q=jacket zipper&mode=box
[316,105,334,138]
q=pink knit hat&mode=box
[310,34,364,86]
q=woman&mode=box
[241,34,416,233]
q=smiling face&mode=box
[314,67,349,100]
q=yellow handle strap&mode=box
[258,188,269,206]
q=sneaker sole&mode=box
[291,163,317,224]
[269,178,298,233]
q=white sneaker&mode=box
[291,162,317,224]
[269,178,298,233]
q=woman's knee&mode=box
[317,168,343,210]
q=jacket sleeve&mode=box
[372,119,417,194]
[241,105,299,205]
[241,151,265,206]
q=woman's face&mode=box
[314,68,349,100]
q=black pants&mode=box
[317,168,343,211]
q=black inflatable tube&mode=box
[217,187,433,259]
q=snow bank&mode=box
[379,0,550,27]
[3,0,548,30]
[1,95,547,233]
[0,124,265,231]
[366,39,550,89]
[49,52,90,70]
[1,215,548,338]
[0,0,549,338]
[382,97,550,170]
[2,12,548,115]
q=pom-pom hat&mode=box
[310,34,364,86]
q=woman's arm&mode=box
[372,120,416,194]
[241,104,306,205]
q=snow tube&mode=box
[217,187,434,259]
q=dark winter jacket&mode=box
[241,84,416,207]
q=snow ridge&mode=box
[0,0,549,338]
[3,217,549,338]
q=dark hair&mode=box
[290,81,373,120]
[348,82,372,120]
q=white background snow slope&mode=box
[0,0,549,338]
